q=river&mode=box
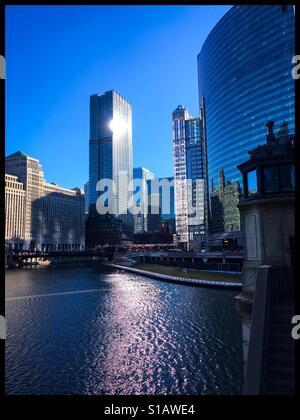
[5,264,243,395]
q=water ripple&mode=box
[5,266,243,395]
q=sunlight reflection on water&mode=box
[5,266,243,395]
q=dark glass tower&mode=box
[146,176,176,235]
[87,90,133,245]
[198,5,295,188]
[158,176,175,235]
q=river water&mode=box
[5,264,243,395]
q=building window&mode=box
[280,164,295,191]
[263,166,279,193]
[247,169,257,196]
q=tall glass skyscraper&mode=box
[158,176,175,235]
[198,5,295,188]
[88,90,133,239]
[133,166,155,233]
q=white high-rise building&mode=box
[172,105,208,250]
[5,174,26,249]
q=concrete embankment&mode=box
[103,263,242,289]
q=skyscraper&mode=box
[210,168,242,234]
[133,167,155,233]
[146,176,176,235]
[172,105,208,250]
[157,176,175,235]
[6,151,45,249]
[84,181,89,215]
[88,90,133,243]
[5,174,26,249]
[198,5,295,190]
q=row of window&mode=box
[247,164,295,196]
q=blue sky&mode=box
[6,5,231,188]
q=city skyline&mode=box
[4,4,296,398]
[5,5,231,188]
[5,5,295,249]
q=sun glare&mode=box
[109,116,127,135]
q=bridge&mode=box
[5,249,114,268]
[6,247,244,272]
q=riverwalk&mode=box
[103,263,242,289]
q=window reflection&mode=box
[263,166,279,193]
[280,164,295,191]
[247,170,257,196]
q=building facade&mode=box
[146,176,176,235]
[210,168,242,234]
[198,5,295,189]
[133,231,173,245]
[37,183,85,251]
[133,167,155,233]
[157,176,175,235]
[172,105,207,249]
[88,90,133,243]
[84,181,89,215]
[5,151,45,248]
[85,214,122,248]
[5,151,85,250]
[5,174,26,249]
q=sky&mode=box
[5,5,231,189]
